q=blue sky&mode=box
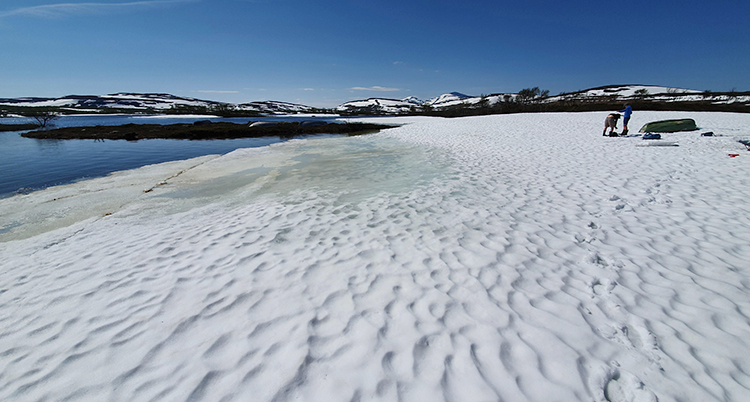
[1,0,748,108]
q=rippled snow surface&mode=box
[2,112,750,402]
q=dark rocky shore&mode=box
[21,121,395,141]
[0,124,38,132]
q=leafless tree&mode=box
[27,110,59,128]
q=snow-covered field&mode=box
[2,112,750,402]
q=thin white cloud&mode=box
[0,0,195,19]
[197,90,239,94]
[350,86,400,92]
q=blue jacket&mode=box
[619,105,632,118]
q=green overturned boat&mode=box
[639,118,698,133]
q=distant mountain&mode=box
[426,92,471,107]
[401,96,424,105]
[544,85,749,110]
[336,85,750,115]
[0,93,317,115]
[335,98,421,115]
[545,85,703,102]
[336,91,505,114]
[236,100,313,114]
[0,93,220,111]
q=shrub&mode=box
[23,110,59,128]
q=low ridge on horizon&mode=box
[0,84,708,107]
[2,85,749,116]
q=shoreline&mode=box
[0,123,38,132]
[21,121,395,141]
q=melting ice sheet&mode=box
[159,133,451,205]
[2,113,750,402]
[0,134,451,242]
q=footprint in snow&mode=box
[604,368,658,402]
[590,278,616,297]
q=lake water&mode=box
[0,114,340,198]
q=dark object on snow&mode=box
[642,133,662,140]
[738,139,750,150]
[639,119,698,133]
[701,131,714,136]
[608,132,620,137]
[193,120,211,126]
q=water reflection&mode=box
[33,138,66,151]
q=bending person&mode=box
[603,113,621,136]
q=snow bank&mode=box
[1,112,750,402]
[580,85,701,97]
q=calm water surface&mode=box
[0,114,340,198]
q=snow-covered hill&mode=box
[335,92,482,114]
[237,101,315,114]
[335,98,422,114]
[544,85,703,103]
[336,85,750,115]
[2,85,748,117]
[545,85,750,106]
[426,92,470,106]
[336,92,511,114]
[554,85,702,99]
[0,93,315,115]
[0,93,219,111]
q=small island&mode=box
[0,123,39,132]
[21,121,395,141]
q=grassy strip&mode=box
[21,122,394,140]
